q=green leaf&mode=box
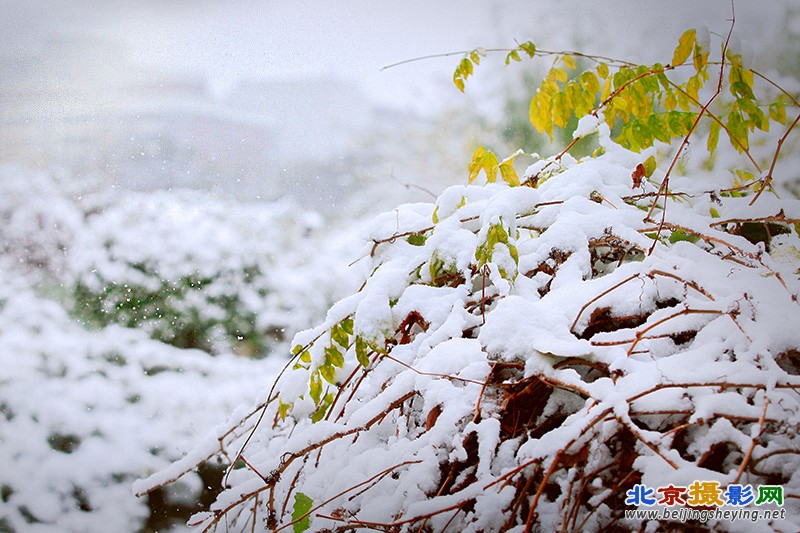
[648,114,671,144]
[667,111,695,137]
[325,345,345,367]
[636,64,657,93]
[278,399,292,420]
[672,29,696,66]
[769,102,786,124]
[460,57,473,76]
[355,336,370,368]
[505,49,521,64]
[519,41,536,58]
[613,68,634,91]
[309,371,322,404]
[299,350,311,364]
[732,80,755,100]
[726,111,749,152]
[597,62,609,79]
[331,325,349,349]
[475,243,488,266]
[319,363,337,384]
[669,228,700,244]
[292,492,313,533]
[579,71,600,94]
[432,205,440,224]
[735,169,755,185]
[291,344,304,356]
[310,393,334,423]
[709,207,720,218]
[488,224,509,248]
[407,233,427,246]
[677,90,690,111]
[653,64,669,88]
[341,317,354,335]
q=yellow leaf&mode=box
[468,147,487,183]
[677,91,690,111]
[531,95,555,140]
[482,151,499,183]
[742,68,754,89]
[529,92,553,137]
[553,92,570,128]
[552,67,568,83]
[580,71,600,94]
[671,29,696,66]
[597,62,609,79]
[500,162,520,186]
[707,120,720,153]
[769,102,787,125]
[601,77,612,101]
[693,44,709,73]
[686,75,701,102]
[664,91,677,111]
[562,55,577,70]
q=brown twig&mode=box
[275,460,421,532]
[645,8,737,253]
[733,396,770,484]
[750,111,800,205]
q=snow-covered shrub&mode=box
[0,270,288,532]
[68,190,345,357]
[0,166,84,280]
[137,26,800,531]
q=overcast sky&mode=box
[1,0,792,111]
